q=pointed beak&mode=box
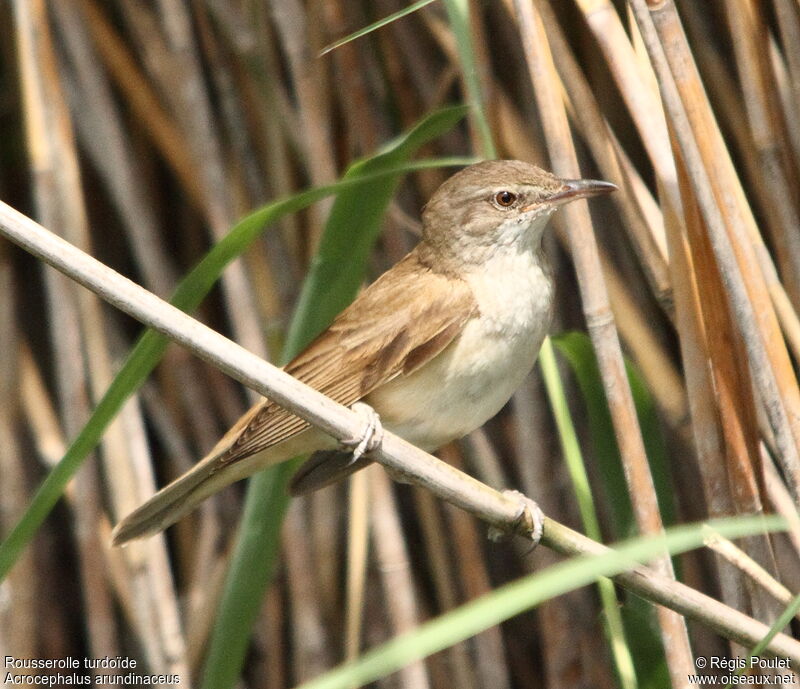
[545,178,617,205]
[522,178,617,212]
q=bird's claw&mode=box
[488,490,545,546]
[340,402,384,462]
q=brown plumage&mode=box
[112,160,615,545]
[112,250,477,544]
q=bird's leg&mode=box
[340,401,384,462]
[487,490,545,548]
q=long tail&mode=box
[111,429,325,545]
[111,450,231,546]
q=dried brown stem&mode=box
[513,1,694,679]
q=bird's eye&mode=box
[494,190,517,207]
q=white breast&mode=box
[367,247,554,450]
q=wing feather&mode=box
[216,250,477,466]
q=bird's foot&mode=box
[340,402,384,462]
[487,490,545,547]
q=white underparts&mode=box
[367,240,554,450]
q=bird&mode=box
[112,160,616,545]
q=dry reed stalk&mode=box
[440,1,491,157]
[762,446,800,556]
[184,550,231,673]
[649,0,800,630]
[118,2,184,115]
[345,470,370,664]
[0,439,36,668]
[252,585,288,688]
[72,465,124,683]
[270,0,347,611]
[95,5,288,631]
[139,383,195,472]
[78,0,206,208]
[322,0,379,155]
[630,0,800,502]
[768,37,800,184]
[13,0,189,676]
[572,0,681,214]
[599,257,687,426]
[309,482,345,621]
[214,0,304,264]
[380,0,447,127]
[270,0,338,250]
[411,7,483,202]
[506,413,617,689]
[466,428,512,496]
[672,139,780,628]
[282,500,334,681]
[137,381,226,591]
[193,4,265,210]
[507,379,553,507]
[679,2,800,366]
[725,1,800,308]
[20,345,150,659]
[168,354,234,458]
[141,1,268,363]
[152,0,237,234]
[0,246,35,671]
[8,2,800,683]
[369,468,433,689]
[541,516,800,663]
[464,0,498,145]
[661,170,737,518]
[512,2,694,680]
[772,2,800,166]
[413,487,480,689]
[17,345,82,508]
[438,467,513,689]
[536,1,672,310]
[704,530,800,617]
[52,2,176,298]
[19,343,67,467]
[573,127,671,305]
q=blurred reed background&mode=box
[1,0,799,688]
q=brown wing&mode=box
[215,249,477,466]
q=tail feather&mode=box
[111,454,223,546]
[111,427,329,545]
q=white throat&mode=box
[463,241,553,336]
